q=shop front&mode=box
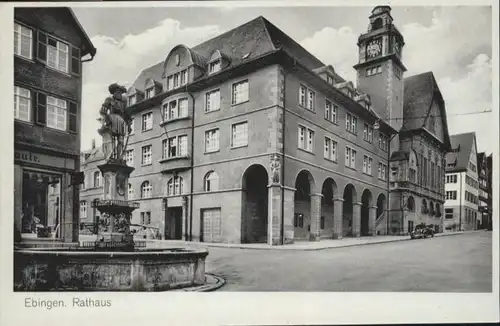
[14,148,79,245]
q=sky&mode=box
[72,5,494,154]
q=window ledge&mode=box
[204,150,220,154]
[159,155,190,163]
[363,172,373,177]
[346,166,357,172]
[205,108,221,114]
[159,116,190,127]
[230,144,248,150]
[141,163,152,167]
[324,157,337,164]
[14,54,35,63]
[141,128,153,133]
[298,148,314,155]
[45,64,72,78]
[231,99,249,107]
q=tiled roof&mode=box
[445,132,476,172]
[390,150,409,161]
[128,16,329,93]
[82,146,105,164]
[402,71,451,149]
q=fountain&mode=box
[14,84,210,291]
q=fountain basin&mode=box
[14,247,208,291]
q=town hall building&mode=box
[80,6,451,244]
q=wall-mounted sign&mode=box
[15,150,75,170]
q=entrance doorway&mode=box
[241,165,268,243]
[361,189,373,236]
[165,207,182,240]
[21,170,61,238]
[201,208,222,243]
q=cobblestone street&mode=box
[204,232,492,292]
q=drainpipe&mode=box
[187,88,195,241]
[280,59,297,245]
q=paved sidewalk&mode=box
[132,230,487,251]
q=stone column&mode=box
[283,187,295,244]
[182,196,189,241]
[333,198,344,239]
[309,193,323,241]
[268,184,283,245]
[402,208,409,235]
[369,205,377,236]
[352,202,362,237]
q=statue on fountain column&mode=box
[98,83,132,162]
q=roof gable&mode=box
[445,132,476,172]
[402,71,451,150]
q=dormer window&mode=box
[145,87,154,99]
[129,95,136,106]
[326,75,334,85]
[166,69,188,91]
[209,59,221,74]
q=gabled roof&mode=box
[67,8,96,57]
[128,16,328,93]
[81,146,104,164]
[445,132,476,172]
[402,71,451,149]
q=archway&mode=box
[343,184,357,237]
[294,170,315,240]
[241,164,268,243]
[361,189,373,236]
[407,196,415,212]
[321,178,338,238]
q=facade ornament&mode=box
[98,83,132,162]
[270,153,281,184]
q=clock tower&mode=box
[354,6,406,133]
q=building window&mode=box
[378,163,387,180]
[379,133,388,151]
[141,181,152,198]
[162,135,188,159]
[345,147,357,169]
[167,176,183,196]
[163,98,188,121]
[346,113,357,134]
[173,73,179,88]
[125,149,134,166]
[205,89,220,112]
[167,76,174,90]
[445,191,457,200]
[307,90,315,111]
[320,216,325,229]
[181,70,188,85]
[93,172,101,188]
[232,80,249,105]
[209,60,221,74]
[128,183,134,199]
[445,208,454,219]
[331,104,338,123]
[14,23,32,59]
[128,95,136,106]
[324,137,337,162]
[231,122,248,148]
[204,171,219,192]
[363,124,373,143]
[298,125,314,152]
[366,65,382,76]
[141,112,153,131]
[140,212,151,225]
[46,36,69,73]
[145,87,154,99]
[205,128,219,153]
[141,145,152,165]
[46,96,67,131]
[299,85,306,107]
[363,155,373,175]
[79,201,87,219]
[324,100,338,124]
[14,86,31,122]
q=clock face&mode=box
[367,39,382,58]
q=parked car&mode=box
[410,223,434,239]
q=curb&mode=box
[184,230,487,252]
[173,273,226,292]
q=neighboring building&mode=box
[13,7,96,244]
[81,7,450,244]
[486,154,493,230]
[444,132,479,231]
[477,152,491,229]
